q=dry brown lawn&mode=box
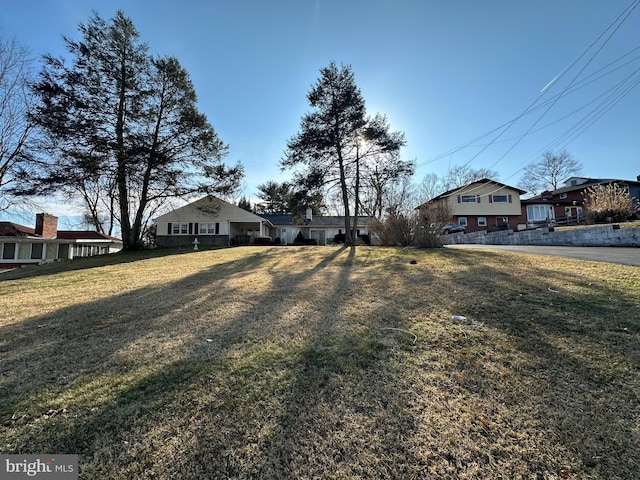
[1,246,639,479]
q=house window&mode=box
[199,223,220,235]
[477,217,487,227]
[560,193,568,199]
[458,217,467,227]
[2,242,16,260]
[172,223,189,235]
[492,194,509,203]
[461,195,477,203]
[527,205,554,222]
[31,243,44,260]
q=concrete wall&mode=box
[443,224,640,247]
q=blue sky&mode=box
[2,0,639,225]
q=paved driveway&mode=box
[445,244,640,267]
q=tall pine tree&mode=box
[283,62,405,245]
[28,11,242,249]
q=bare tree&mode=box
[442,165,498,190]
[416,172,442,202]
[519,150,582,195]
[0,36,35,212]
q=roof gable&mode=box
[155,196,266,224]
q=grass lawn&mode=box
[1,246,639,479]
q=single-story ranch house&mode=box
[0,213,123,269]
[153,196,373,248]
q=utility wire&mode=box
[483,0,640,172]
[431,0,640,200]
[416,44,640,169]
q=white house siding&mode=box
[154,196,268,248]
[447,184,523,217]
[0,239,116,268]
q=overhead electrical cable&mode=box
[416,44,640,169]
[482,0,640,173]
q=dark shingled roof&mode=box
[0,222,35,237]
[261,214,373,227]
[56,231,121,241]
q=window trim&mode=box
[172,223,189,235]
[460,195,477,203]
[491,194,509,203]
[477,217,487,227]
[458,217,468,227]
[2,242,16,260]
[31,243,44,260]
[199,222,220,235]
[527,205,554,222]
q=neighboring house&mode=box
[153,196,374,248]
[0,213,123,269]
[262,211,373,245]
[416,178,527,233]
[521,176,640,226]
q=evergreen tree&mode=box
[27,11,242,249]
[283,62,404,245]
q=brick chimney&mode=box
[35,213,58,238]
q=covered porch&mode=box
[229,220,271,245]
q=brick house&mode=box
[521,177,640,226]
[0,213,122,269]
[417,178,527,233]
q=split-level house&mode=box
[521,176,640,226]
[153,196,374,247]
[0,213,123,269]
[417,178,527,233]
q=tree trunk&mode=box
[338,150,352,246]
[351,145,361,247]
[115,48,132,249]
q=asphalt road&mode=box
[445,244,640,267]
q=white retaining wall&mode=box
[444,224,640,247]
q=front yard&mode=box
[1,246,638,478]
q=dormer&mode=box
[563,177,590,188]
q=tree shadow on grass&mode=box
[8,246,636,478]
[432,249,640,478]
[0,249,276,422]
[243,247,426,478]
[0,248,200,281]
[2,246,427,478]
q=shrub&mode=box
[583,183,638,223]
[369,214,415,246]
[413,201,453,248]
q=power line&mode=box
[482,0,640,173]
[416,0,640,182]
